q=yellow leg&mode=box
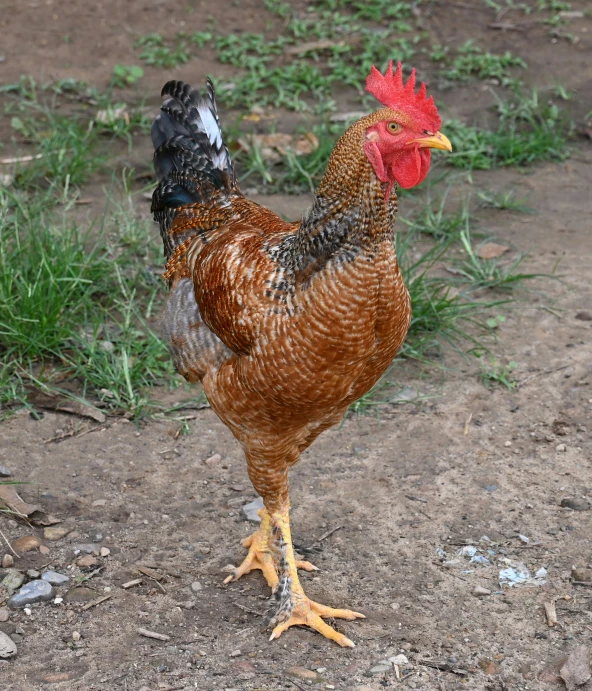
[222,508,318,587]
[266,508,365,648]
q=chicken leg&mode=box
[223,507,318,588]
[265,507,365,648]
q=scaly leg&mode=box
[265,507,365,648]
[222,508,318,587]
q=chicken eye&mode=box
[387,122,402,134]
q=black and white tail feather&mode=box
[151,79,237,260]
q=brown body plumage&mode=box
[151,70,449,646]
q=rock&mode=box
[7,580,54,608]
[389,654,409,665]
[0,608,9,622]
[230,484,246,492]
[191,581,203,593]
[76,555,98,568]
[242,496,264,523]
[559,645,591,690]
[572,567,592,583]
[43,526,70,541]
[92,499,106,507]
[575,311,592,321]
[286,666,319,681]
[368,663,392,675]
[556,443,567,452]
[26,570,40,579]
[0,630,17,658]
[39,545,50,555]
[73,543,100,554]
[72,631,81,641]
[99,547,110,557]
[1,569,25,595]
[561,498,590,511]
[204,453,222,467]
[41,571,70,586]
[0,466,11,477]
[2,554,14,568]
[11,536,41,553]
[479,658,500,675]
[230,649,242,657]
[196,542,210,554]
[473,585,492,597]
[64,587,98,603]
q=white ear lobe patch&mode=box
[366,131,380,142]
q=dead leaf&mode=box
[0,485,60,526]
[27,389,106,423]
[559,646,592,690]
[0,485,41,517]
[95,106,129,125]
[477,242,510,260]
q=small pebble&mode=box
[473,585,492,597]
[24,607,32,615]
[26,570,40,579]
[41,571,70,586]
[368,663,392,674]
[0,608,9,622]
[230,649,241,657]
[8,580,54,608]
[11,535,41,553]
[191,581,203,593]
[39,545,50,555]
[504,440,512,447]
[99,547,110,557]
[73,543,100,554]
[54,597,64,605]
[204,453,222,466]
[72,631,81,641]
[2,554,14,568]
[242,496,264,523]
[92,499,106,507]
[43,526,70,541]
[389,654,409,665]
[572,567,592,583]
[556,443,567,452]
[2,569,25,595]
[76,555,98,568]
[285,666,319,681]
[0,465,12,477]
[0,630,17,659]
[561,498,590,511]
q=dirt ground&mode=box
[1,2,592,690]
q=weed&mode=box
[479,357,518,389]
[401,188,469,239]
[445,41,527,87]
[477,189,534,213]
[135,33,190,69]
[111,65,144,88]
[450,230,547,291]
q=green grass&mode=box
[479,357,518,390]
[135,33,191,69]
[443,41,527,87]
[445,88,572,170]
[477,189,534,213]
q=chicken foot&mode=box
[265,507,365,648]
[222,507,318,588]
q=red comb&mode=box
[366,61,441,131]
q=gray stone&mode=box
[41,571,70,586]
[0,466,12,477]
[368,663,392,675]
[1,569,25,595]
[7,580,54,608]
[26,570,40,579]
[73,543,101,554]
[561,498,590,511]
[473,585,492,597]
[0,631,17,658]
[242,496,264,523]
[191,581,203,593]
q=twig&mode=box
[0,527,20,558]
[43,424,107,444]
[418,659,469,676]
[464,412,472,436]
[138,627,170,641]
[573,581,592,588]
[83,593,113,610]
[122,578,143,589]
[0,153,44,165]
[286,679,309,691]
[308,525,344,549]
[543,600,558,627]
[233,601,264,617]
[517,365,570,388]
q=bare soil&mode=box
[1,2,592,690]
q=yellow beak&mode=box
[409,131,453,152]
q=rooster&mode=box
[151,62,451,647]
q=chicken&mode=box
[150,61,451,648]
